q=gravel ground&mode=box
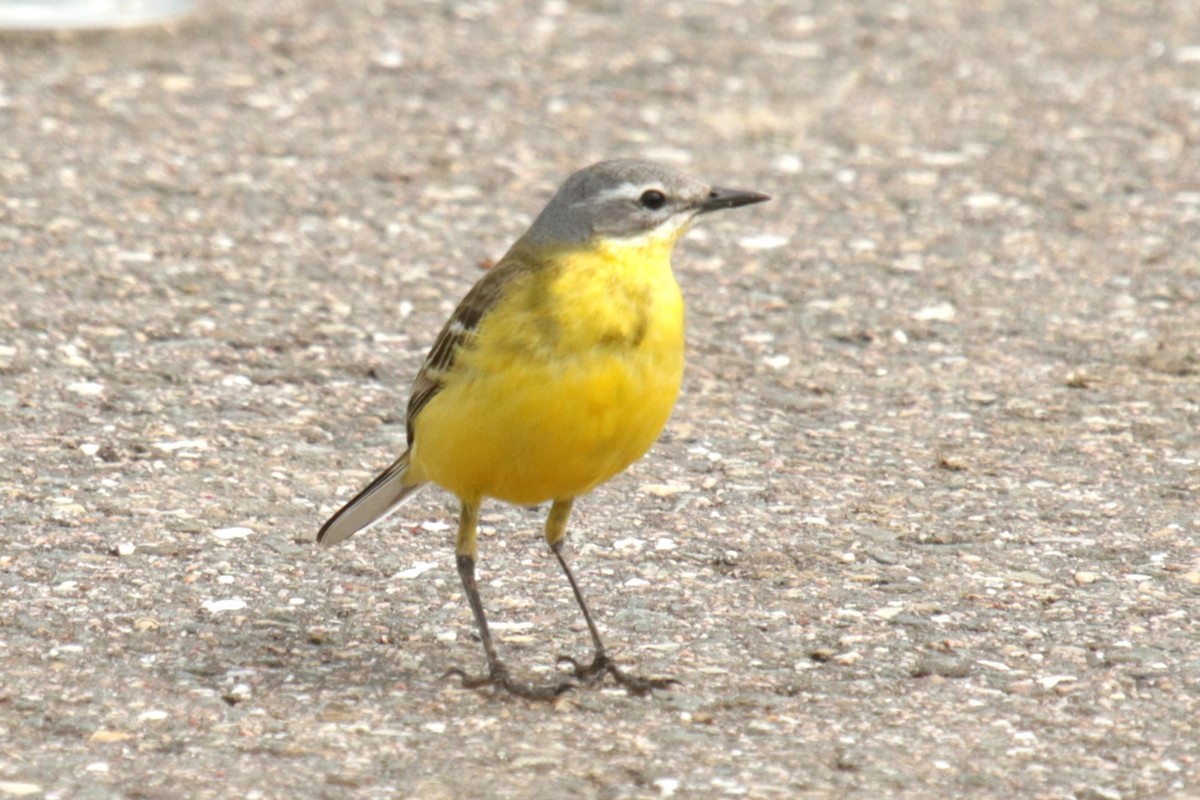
[2,1,1198,798]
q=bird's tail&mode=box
[317,451,426,546]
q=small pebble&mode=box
[213,526,252,540]
[394,561,438,579]
[223,684,252,704]
[912,302,957,322]
[762,354,790,370]
[737,234,789,250]
[808,648,837,663]
[1036,675,1076,690]
[963,192,1003,210]
[911,656,971,679]
[202,598,248,614]
[653,777,680,797]
[873,604,906,621]
[67,381,105,396]
[638,483,692,497]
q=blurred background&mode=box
[0,1,195,30]
[1,2,1197,798]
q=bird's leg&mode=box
[546,499,678,695]
[445,500,572,700]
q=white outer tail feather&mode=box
[317,451,426,546]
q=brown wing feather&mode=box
[404,251,544,445]
[320,250,548,545]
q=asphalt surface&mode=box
[1,1,1198,798]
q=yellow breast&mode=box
[410,236,686,505]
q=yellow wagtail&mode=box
[318,159,769,697]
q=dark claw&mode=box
[443,663,577,700]
[558,652,679,695]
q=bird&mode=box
[318,159,769,698]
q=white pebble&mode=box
[226,684,252,703]
[213,527,252,540]
[653,778,681,797]
[202,598,247,614]
[1037,675,1076,689]
[489,621,533,631]
[762,354,790,370]
[964,192,1003,210]
[1175,45,1200,63]
[67,381,105,396]
[920,151,969,166]
[772,154,802,174]
[394,561,438,580]
[912,302,957,322]
[873,604,905,620]
[638,483,691,497]
[738,234,789,250]
[155,439,208,452]
[372,50,405,69]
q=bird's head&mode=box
[523,159,770,252]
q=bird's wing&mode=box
[318,250,548,546]
[405,250,545,445]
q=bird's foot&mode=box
[443,662,576,701]
[557,651,679,696]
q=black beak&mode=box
[697,186,771,213]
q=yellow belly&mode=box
[409,243,685,505]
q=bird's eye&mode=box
[638,189,667,210]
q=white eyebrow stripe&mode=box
[573,181,666,206]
